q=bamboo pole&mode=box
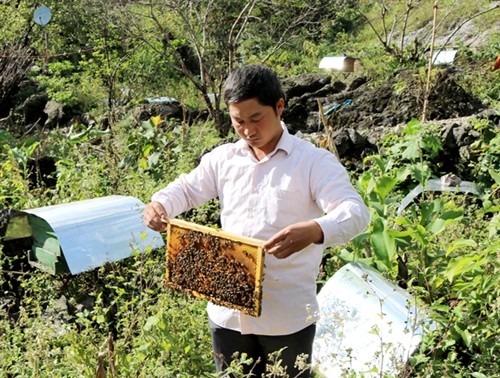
[421,1,439,123]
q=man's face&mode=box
[229,97,285,158]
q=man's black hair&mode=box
[223,64,284,113]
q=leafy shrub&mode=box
[31,60,105,111]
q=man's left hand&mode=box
[263,220,324,259]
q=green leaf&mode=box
[148,151,161,167]
[404,118,422,134]
[141,121,156,139]
[144,315,159,331]
[441,209,464,220]
[338,248,374,265]
[375,175,398,202]
[427,208,463,234]
[445,239,477,257]
[489,168,500,185]
[401,138,421,160]
[142,144,154,157]
[411,162,432,183]
[138,157,148,170]
[454,325,472,348]
[488,213,500,239]
[395,166,412,182]
[427,218,446,234]
[96,314,106,324]
[471,373,489,378]
[370,217,395,271]
[445,256,478,282]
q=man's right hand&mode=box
[143,201,168,232]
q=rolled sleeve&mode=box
[314,199,370,247]
[151,151,219,218]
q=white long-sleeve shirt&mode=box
[152,124,370,335]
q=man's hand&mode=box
[143,201,168,232]
[263,220,324,259]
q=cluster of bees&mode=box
[167,229,257,311]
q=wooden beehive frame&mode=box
[165,219,265,317]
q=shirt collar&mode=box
[275,121,293,155]
[235,121,293,157]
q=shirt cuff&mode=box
[313,201,370,247]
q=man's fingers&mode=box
[264,235,295,259]
[144,202,168,231]
[263,232,286,250]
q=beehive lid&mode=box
[4,196,165,275]
[313,262,434,377]
[165,219,265,317]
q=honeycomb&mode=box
[165,219,265,317]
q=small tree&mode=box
[360,0,500,63]
[0,44,34,117]
[123,0,334,135]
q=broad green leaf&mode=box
[471,373,489,378]
[411,162,432,183]
[141,121,156,138]
[370,217,395,270]
[445,239,477,257]
[148,151,160,167]
[432,276,445,289]
[427,218,446,234]
[488,213,500,239]
[351,231,370,244]
[395,166,412,182]
[404,118,422,135]
[375,175,398,202]
[402,138,421,160]
[489,168,500,185]
[394,217,414,227]
[445,256,478,282]
[142,144,154,157]
[428,209,463,234]
[420,201,437,226]
[454,325,472,349]
[138,157,148,170]
[338,248,374,265]
[387,229,413,238]
[144,315,160,331]
[363,155,386,172]
[441,209,464,220]
[96,314,105,324]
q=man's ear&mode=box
[276,98,285,116]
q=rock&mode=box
[276,67,497,183]
[282,73,346,133]
[282,73,332,99]
[140,97,182,119]
[22,93,48,125]
[44,100,67,128]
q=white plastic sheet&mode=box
[313,262,431,377]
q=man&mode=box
[144,64,370,377]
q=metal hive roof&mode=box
[6,195,164,275]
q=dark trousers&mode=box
[209,318,316,378]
